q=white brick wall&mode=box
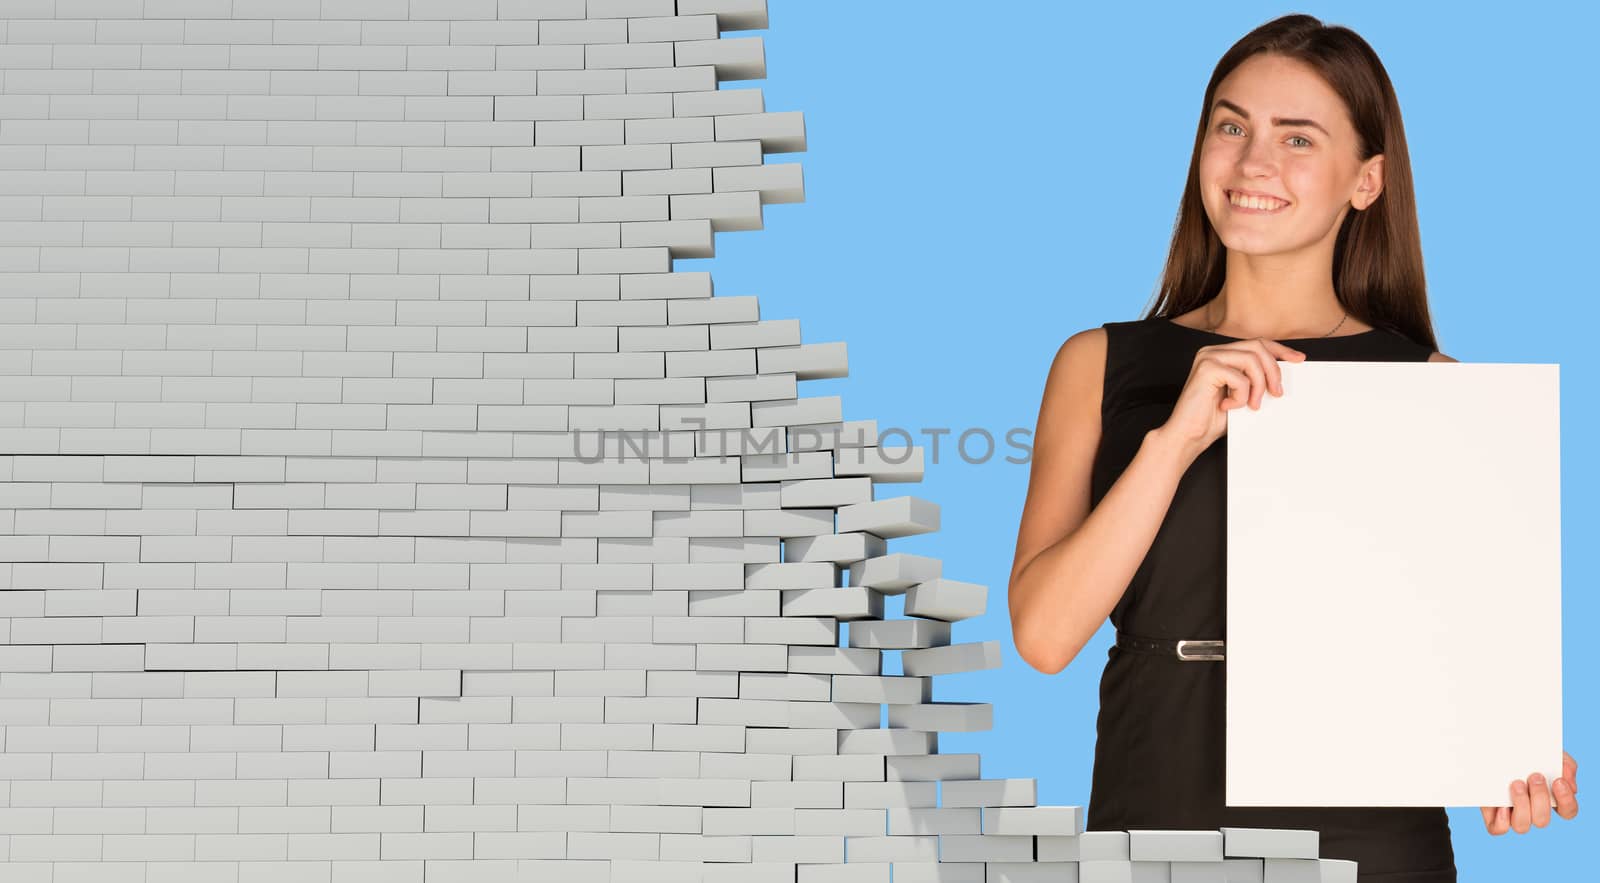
[0,2,1352,880]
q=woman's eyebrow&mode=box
[1212,98,1330,136]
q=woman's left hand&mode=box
[1480,750,1579,834]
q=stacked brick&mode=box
[0,1,1354,880]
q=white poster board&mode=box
[1225,360,1562,807]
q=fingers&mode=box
[1200,339,1305,409]
[1208,364,1253,412]
[1487,762,1581,835]
[1236,344,1272,408]
[1555,777,1580,820]
[1528,773,1552,828]
[1242,338,1305,402]
[1209,352,1265,409]
[1557,750,1579,819]
[1199,350,1266,410]
[1261,338,1308,373]
[1510,777,1532,833]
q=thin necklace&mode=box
[1204,303,1349,337]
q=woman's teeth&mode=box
[1228,190,1287,211]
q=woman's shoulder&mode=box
[1051,323,1110,377]
[1058,317,1190,372]
[1079,316,1165,350]
[1047,318,1170,402]
[1092,316,1185,357]
[1055,317,1166,372]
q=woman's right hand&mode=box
[1158,337,1308,457]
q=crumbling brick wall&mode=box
[0,2,1348,880]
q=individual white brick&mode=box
[848,552,943,594]
[53,95,141,123]
[1170,861,1230,882]
[1079,831,1134,860]
[630,14,720,44]
[320,46,408,72]
[899,641,1002,677]
[52,44,143,70]
[884,702,991,733]
[845,781,938,810]
[1315,859,1357,883]
[677,0,769,29]
[275,20,362,46]
[1221,828,1319,860]
[1261,859,1321,883]
[321,0,410,20]
[779,586,880,621]
[713,160,804,204]
[149,46,233,70]
[903,577,988,622]
[235,0,323,16]
[411,0,498,19]
[1219,860,1266,883]
[835,495,939,539]
[783,530,884,564]
[1129,830,1226,862]
[846,618,949,650]
[832,442,923,484]
[2,121,90,146]
[588,42,675,71]
[184,23,272,49]
[988,863,1083,883]
[937,834,1032,863]
[940,779,1036,809]
[983,806,1084,837]
[757,340,845,379]
[1077,861,1140,883]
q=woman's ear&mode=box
[1353,154,1385,210]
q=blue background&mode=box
[680,1,1598,879]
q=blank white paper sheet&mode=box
[1225,359,1562,808]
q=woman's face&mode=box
[1198,53,1383,257]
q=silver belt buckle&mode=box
[1176,639,1225,662]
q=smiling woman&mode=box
[1006,12,1577,883]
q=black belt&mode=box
[1116,629,1225,662]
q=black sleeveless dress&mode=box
[1084,316,1457,881]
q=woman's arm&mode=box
[1008,328,1203,675]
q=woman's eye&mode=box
[1217,122,1312,149]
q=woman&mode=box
[1006,14,1578,881]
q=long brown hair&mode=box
[1144,13,1439,353]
